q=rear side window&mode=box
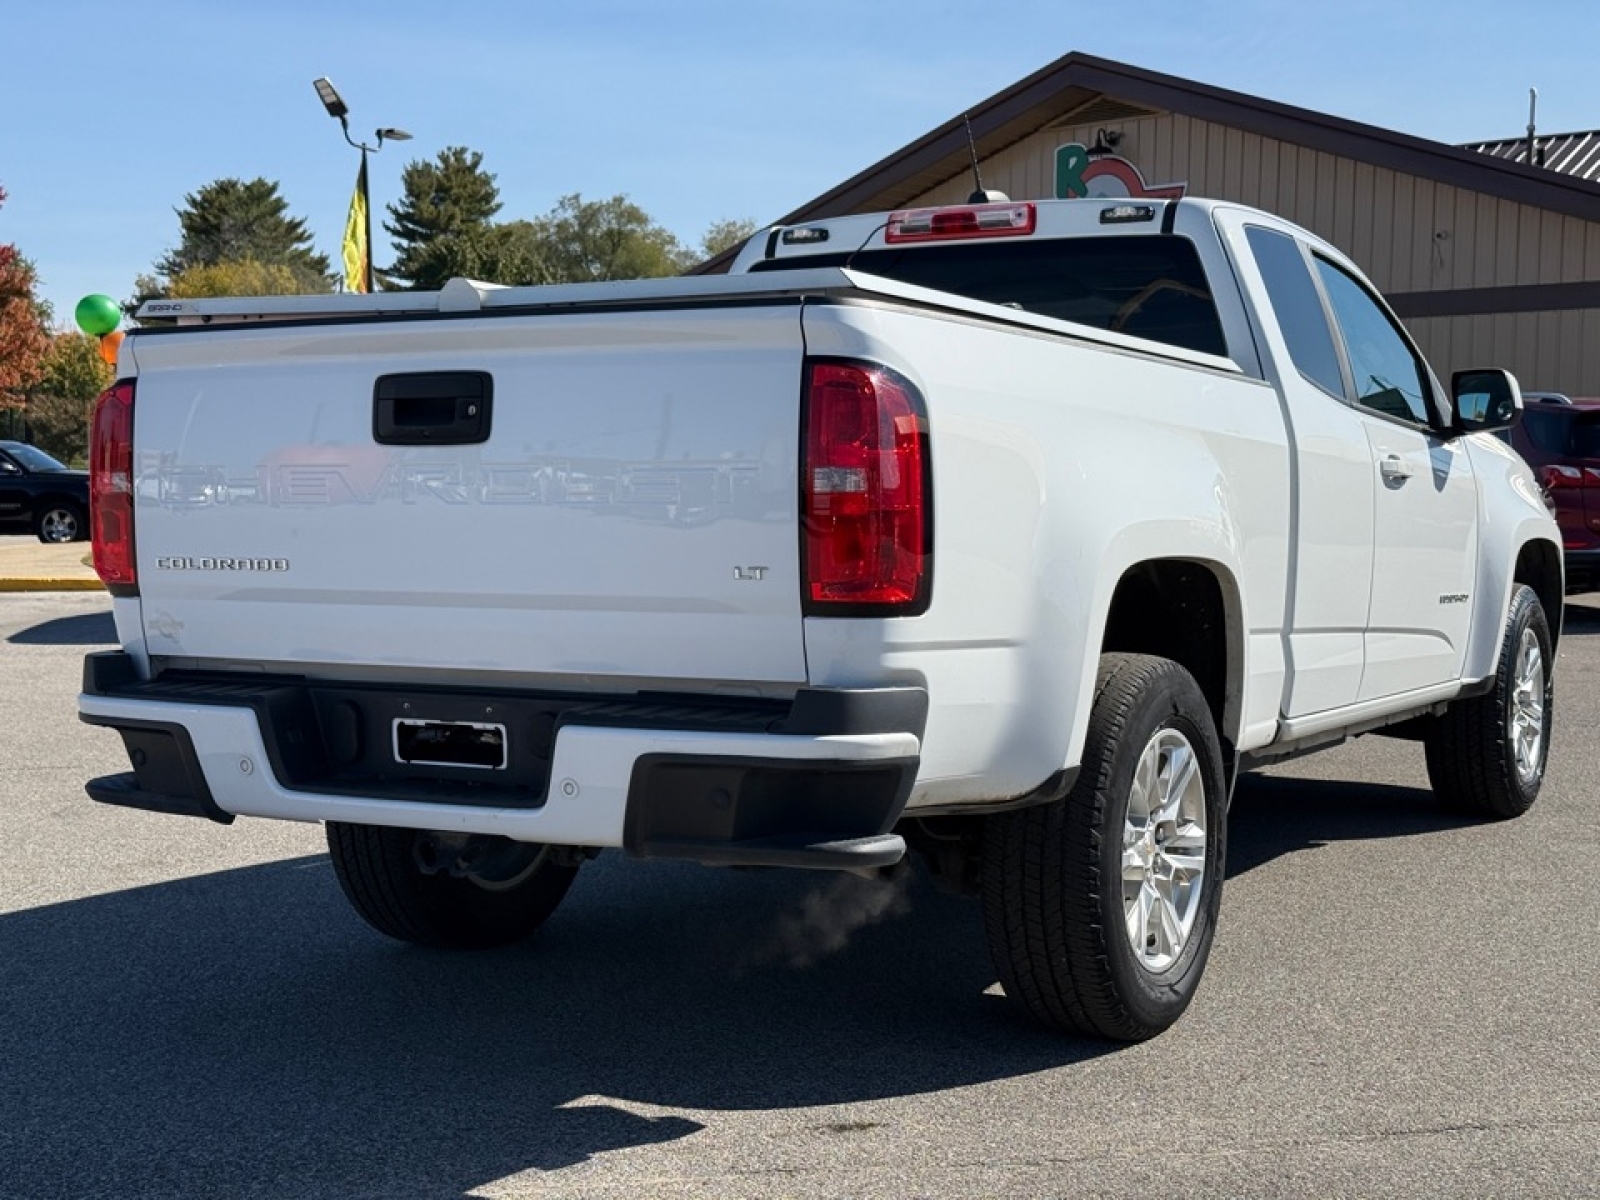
[1517,408,1600,457]
[1570,414,1600,458]
[1520,409,1571,455]
[1244,227,1345,398]
[750,236,1227,357]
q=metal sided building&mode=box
[708,53,1600,398]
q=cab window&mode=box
[1244,227,1345,398]
[1313,258,1433,426]
[751,236,1228,357]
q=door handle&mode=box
[373,372,493,446]
[1379,454,1412,482]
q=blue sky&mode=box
[3,0,1595,323]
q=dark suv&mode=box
[1499,403,1600,592]
[0,441,90,543]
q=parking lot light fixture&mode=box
[313,77,347,120]
[311,78,409,294]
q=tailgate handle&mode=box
[373,372,493,445]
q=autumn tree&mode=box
[152,178,330,292]
[384,147,503,290]
[127,259,327,315]
[0,185,51,421]
[24,332,111,462]
[165,260,326,299]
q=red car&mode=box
[1500,400,1600,592]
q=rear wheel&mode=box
[36,502,85,543]
[326,823,579,949]
[982,653,1226,1041]
[1424,584,1553,819]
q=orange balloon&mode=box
[98,329,125,365]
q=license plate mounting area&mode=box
[392,718,508,771]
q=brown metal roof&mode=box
[692,53,1600,274]
[1467,131,1600,182]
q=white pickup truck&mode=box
[79,196,1560,1041]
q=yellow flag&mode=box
[342,157,369,293]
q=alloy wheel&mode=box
[1121,728,1209,972]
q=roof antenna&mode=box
[1526,87,1541,167]
[963,113,1009,204]
[1516,85,1542,167]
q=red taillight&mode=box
[802,361,930,613]
[1541,464,1584,491]
[90,380,137,593]
[885,201,1035,243]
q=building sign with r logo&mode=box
[1055,143,1187,200]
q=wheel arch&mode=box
[34,491,87,514]
[1513,537,1563,651]
[1097,557,1245,771]
[1464,527,1563,682]
[1462,436,1565,677]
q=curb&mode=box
[0,578,106,593]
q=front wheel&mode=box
[326,823,580,949]
[982,653,1227,1041]
[1424,584,1553,819]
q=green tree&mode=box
[25,332,111,462]
[166,260,325,299]
[528,193,693,284]
[477,221,548,285]
[700,217,760,261]
[384,147,503,290]
[397,220,547,288]
[0,184,51,418]
[125,274,165,319]
[154,178,330,291]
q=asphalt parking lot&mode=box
[3,590,1598,1199]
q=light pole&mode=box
[312,77,410,293]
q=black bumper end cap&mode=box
[85,772,235,825]
[637,832,906,872]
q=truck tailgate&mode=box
[127,305,808,685]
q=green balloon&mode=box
[74,294,121,336]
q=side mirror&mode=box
[1452,369,1523,434]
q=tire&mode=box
[982,653,1227,1041]
[1424,584,1553,819]
[326,823,579,949]
[35,501,86,543]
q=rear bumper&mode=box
[78,652,924,870]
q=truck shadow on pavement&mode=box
[1227,772,1470,876]
[4,771,1473,1197]
[1,851,1099,1197]
[6,609,116,646]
